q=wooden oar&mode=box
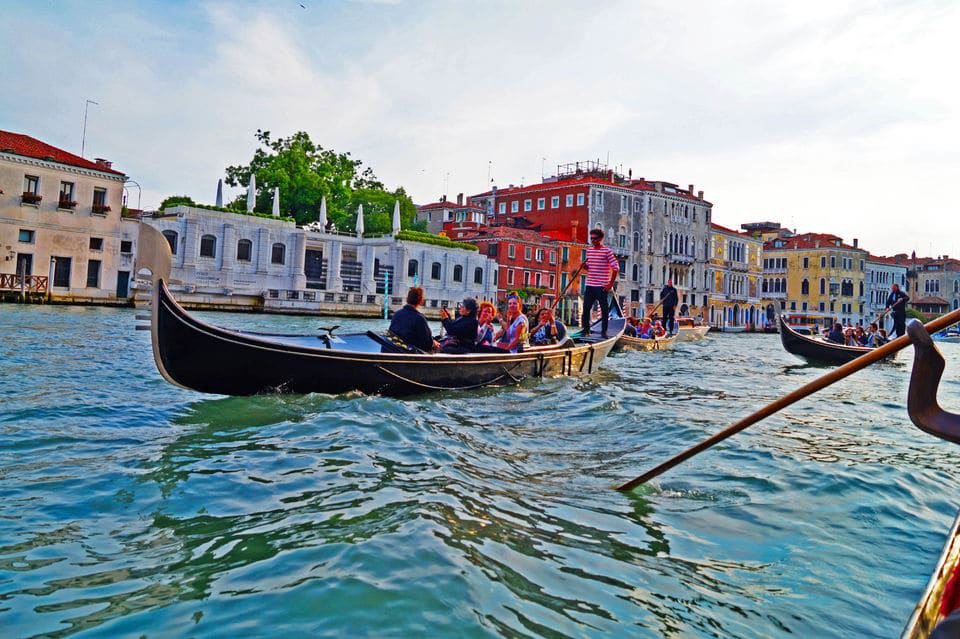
[616,307,960,492]
[549,262,585,312]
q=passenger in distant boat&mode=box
[530,308,566,346]
[496,296,529,353]
[827,322,844,344]
[637,318,654,338]
[864,322,879,347]
[876,328,889,346]
[653,321,667,338]
[438,298,479,354]
[853,326,867,346]
[843,327,857,346]
[389,287,436,352]
[476,301,498,347]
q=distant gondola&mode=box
[778,314,892,365]
[617,332,677,351]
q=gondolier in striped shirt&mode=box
[581,228,620,338]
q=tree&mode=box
[159,195,195,210]
[224,130,423,233]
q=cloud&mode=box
[0,0,957,255]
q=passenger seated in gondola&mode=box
[826,322,844,344]
[637,317,655,338]
[853,325,867,346]
[864,322,879,347]
[653,321,667,338]
[495,295,528,353]
[843,327,857,346]
[530,308,566,346]
[876,328,889,346]
[389,287,437,352]
[623,318,638,338]
[476,301,498,347]
[438,298,479,354]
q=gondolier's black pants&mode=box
[662,307,676,334]
[893,314,906,338]
[582,286,609,336]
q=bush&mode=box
[165,202,295,223]
[396,229,478,251]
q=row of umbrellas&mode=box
[211,175,403,236]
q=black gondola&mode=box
[778,314,891,365]
[133,221,624,397]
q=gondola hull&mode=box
[152,280,623,397]
[778,315,884,365]
[676,325,709,341]
[616,333,677,351]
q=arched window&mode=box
[453,264,463,282]
[271,243,285,265]
[407,259,419,278]
[199,234,216,258]
[633,232,640,252]
[162,230,178,255]
[801,279,809,295]
[474,267,483,284]
[431,262,441,280]
[237,239,253,262]
[632,263,639,281]
[859,281,864,297]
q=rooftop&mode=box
[0,130,125,176]
[764,232,864,252]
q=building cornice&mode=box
[0,153,127,182]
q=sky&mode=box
[1,0,958,257]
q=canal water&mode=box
[2,304,959,638]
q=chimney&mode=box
[815,240,820,248]
[853,238,859,248]
[608,170,614,181]
[457,192,463,205]
[628,169,633,179]
[94,158,112,170]
[688,184,694,194]
[440,194,446,202]
[697,190,704,200]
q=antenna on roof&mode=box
[81,99,98,158]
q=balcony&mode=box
[669,252,694,265]
[59,198,78,210]
[21,191,42,205]
[612,245,630,257]
[724,259,749,273]
[92,204,111,216]
[765,290,787,299]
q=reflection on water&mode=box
[1,307,959,637]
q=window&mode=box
[821,256,826,268]
[535,272,542,287]
[237,239,253,261]
[453,265,463,282]
[162,230,178,255]
[89,237,103,251]
[562,247,568,263]
[565,194,573,207]
[535,249,544,262]
[549,251,556,264]
[487,243,498,257]
[18,229,34,243]
[407,259,419,278]
[431,262,441,280]
[508,244,515,259]
[507,269,514,285]
[830,256,836,268]
[498,203,506,214]
[621,195,627,211]
[593,191,603,208]
[537,198,545,210]
[820,278,826,295]
[200,234,217,258]
[59,181,75,207]
[632,264,640,281]
[53,257,71,287]
[525,247,532,261]
[92,188,108,213]
[86,259,101,288]
[860,260,865,271]
[474,267,483,284]
[802,302,808,311]
[524,199,532,212]
[576,193,585,206]
[549,274,555,289]
[271,243,286,264]
[801,279,809,295]
[24,175,40,194]
[551,196,560,208]
[523,271,531,286]
[511,201,519,213]
[633,232,640,252]
[819,302,825,312]
[803,257,809,269]
[634,199,641,213]
[120,240,133,254]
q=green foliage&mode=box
[906,307,925,320]
[395,229,478,251]
[224,130,420,232]
[188,202,295,223]
[159,195,195,210]
[509,287,548,300]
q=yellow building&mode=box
[761,231,868,328]
[707,223,764,330]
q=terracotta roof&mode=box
[471,175,710,203]
[0,130,125,176]
[867,254,908,266]
[417,200,482,211]
[458,226,558,245]
[764,232,864,252]
[912,296,949,305]
[540,229,578,243]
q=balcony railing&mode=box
[21,191,42,205]
[669,252,694,265]
[0,274,48,293]
[724,259,750,272]
[92,203,111,215]
[765,291,787,299]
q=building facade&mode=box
[416,195,486,235]
[761,230,868,327]
[0,130,133,303]
[886,253,960,317]
[707,223,764,329]
[145,202,497,316]
[470,162,712,318]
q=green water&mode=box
[1,304,959,637]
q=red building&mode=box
[416,194,486,235]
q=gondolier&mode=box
[885,283,910,338]
[581,228,620,339]
[659,279,679,335]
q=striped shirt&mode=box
[584,245,619,287]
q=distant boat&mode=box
[617,332,677,351]
[675,317,709,341]
[779,315,895,365]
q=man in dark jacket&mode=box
[659,279,679,334]
[885,283,909,337]
[439,297,479,353]
[389,287,435,352]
